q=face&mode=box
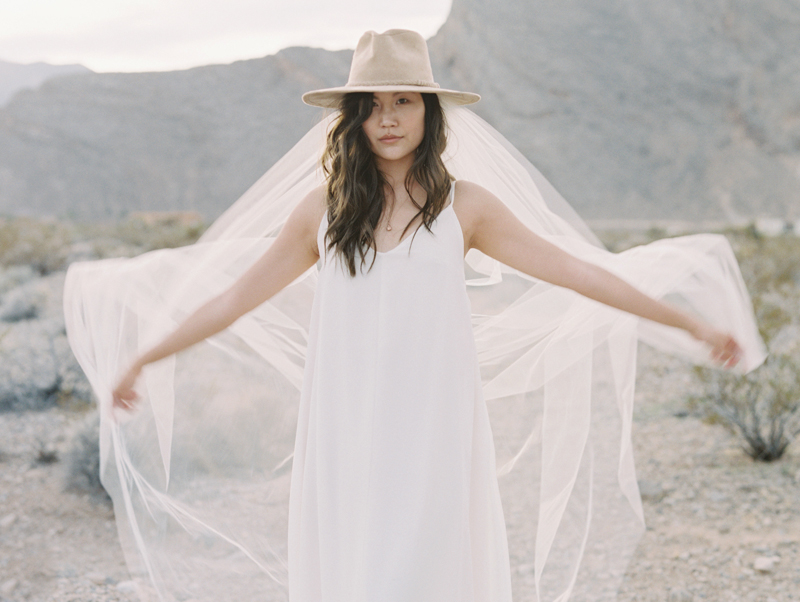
[362,91,426,170]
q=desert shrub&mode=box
[64,411,110,501]
[114,211,205,251]
[0,217,74,274]
[693,354,800,461]
[691,228,800,461]
[0,214,206,276]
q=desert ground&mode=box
[1,219,798,601]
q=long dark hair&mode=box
[321,92,452,276]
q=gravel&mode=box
[1,346,798,601]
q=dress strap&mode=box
[316,210,329,260]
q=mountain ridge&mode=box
[0,60,92,106]
[0,0,797,221]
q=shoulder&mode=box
[451,180,504,244]
[287,185,327,231]
[453,179,497,202]
[279,184,327,257]
[297,184,327,219]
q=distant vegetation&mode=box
[0,213,206,272]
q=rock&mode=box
[56,566,77,578]
[707,490,728,503]
[0,578,18,595]
[0,513,16,528]
[638,479,666,502]
[668,587,693,601]
[116,580,138,593]
[85,571,108,585]
[753,555,780,572]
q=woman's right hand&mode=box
[113,363,143,411]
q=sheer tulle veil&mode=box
[64,101,765,601]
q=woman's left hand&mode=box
[694,325,743,369]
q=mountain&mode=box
[429,0,800,221]
[0,0,798,222]
[0,60,92,106]
[0,49,350,219]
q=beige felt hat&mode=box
[302,29,480,108]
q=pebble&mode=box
[638,479,665,502]
[116,580,138,593]
[668,587,693,601]
[0,579,18,595]
[85,571,108,585]
[0,513,16,528]
[753,556,780,572]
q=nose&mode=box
[378,105,398,127]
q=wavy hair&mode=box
[322,92,452,276]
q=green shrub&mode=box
[693,355,800,461]
[0,217,74,274]
[691,228,800,461]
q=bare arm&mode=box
[455,181,742,367]
[113,186,326,408]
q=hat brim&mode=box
[302,85,480,108]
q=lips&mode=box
[379,135,401,143]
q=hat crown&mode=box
[346,29,438,88]
[300,29,479,108]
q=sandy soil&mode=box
[1,345,798,602]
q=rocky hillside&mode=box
[0,60,91,106]
[0,0,797,221]
[0,48,350,219]
[429,0,800,220]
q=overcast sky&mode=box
[0,0,453,73]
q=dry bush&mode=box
[0,217,74,274]
[0,214,206,273]
[114,211,205,252]
[691,229,800,461]
[693,355,800,461]
[64,410,110,501]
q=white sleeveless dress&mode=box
[288,183,513,602]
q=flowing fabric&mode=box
[64,104,765,602]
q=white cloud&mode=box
[0,0,452,72]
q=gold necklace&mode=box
[385,198,395,231]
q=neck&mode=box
[375,155,414,192]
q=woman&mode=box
[68,30,762,602]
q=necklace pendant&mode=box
[386,224,392,231]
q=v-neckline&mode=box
[374,201,454,255]
[375,182,455,255]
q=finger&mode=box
[113,393,135,410]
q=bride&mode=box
[67,29,763,602]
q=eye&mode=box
[397,97,409,104]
